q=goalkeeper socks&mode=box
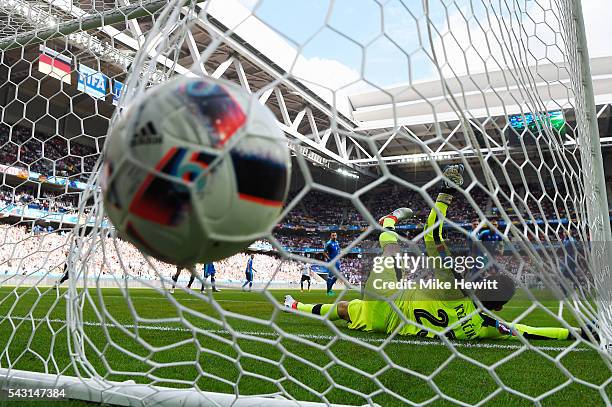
[379,217,399,249]
[514,324,571,340]
[295,302,340,320]
[382,216,397,229]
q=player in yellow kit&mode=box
[285,165,593,342]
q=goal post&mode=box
[0,0,610,405]
[565,0,612,352]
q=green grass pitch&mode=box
[0,286,609,406]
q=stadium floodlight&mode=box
[336,168,359,179]
[0,0,611,406]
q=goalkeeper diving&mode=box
[284,165,595,342]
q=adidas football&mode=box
[102,75,291,266]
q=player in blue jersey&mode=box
[478,220,503,242]
[242,254,256,291]
[561,229,577,271]
[202,263,221,292]
[323,232,341,296]
[468,219,504,280]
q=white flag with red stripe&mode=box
[38,46,72,84]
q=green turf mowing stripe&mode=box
[0,315,593,352]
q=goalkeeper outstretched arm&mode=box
[422,164,468,299]
[370,207,414,293]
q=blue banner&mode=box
[282,246,365,254]
[0,204,106,227]
[112,79,124,106]
[310,265,329,274]
[45,176,86,190]
[77,64,107,99]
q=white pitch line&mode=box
[68,294,565,309]
[0,315,592,352]
[102,295,270,303]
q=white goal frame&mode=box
[0,0,611,405]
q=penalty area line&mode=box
[0,315,592,352]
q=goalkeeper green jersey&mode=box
[347,293,569,340]
[390,293,483,340]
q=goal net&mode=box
[0,0,610,405]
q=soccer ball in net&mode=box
[102,75,291,266]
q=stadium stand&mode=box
[0,120,607,288]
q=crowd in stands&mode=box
[340,257,368,284]
[280,185,560,228]
[0,120,607,290]
[214,253,305,284]
[0,122,599,232]
[0,225,318,285]
[0,123,97,183]
[277,234,329,249]
[0,222,373,286]
[0,187,79,214]
[0,223,577,289]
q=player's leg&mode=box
[326,272,337,296]
[211,275,220,292]
[284,295,349,322]
[478,314,572,340]
[284,295,389,334]
[307,276,311,291]
[248,275,253,291]
[58,272,69,284]
[327,261,342,296]
[170,266,181,293]
[186,266,196,289]
[58,263,69,284]
[300,275,305,292]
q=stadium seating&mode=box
[0,122,604,287]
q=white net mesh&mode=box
[0,0,611,405]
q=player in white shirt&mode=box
[300,263,312,292]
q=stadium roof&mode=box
[348,56,612,131]
[2,0,612,176]
[342,56,612,167]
